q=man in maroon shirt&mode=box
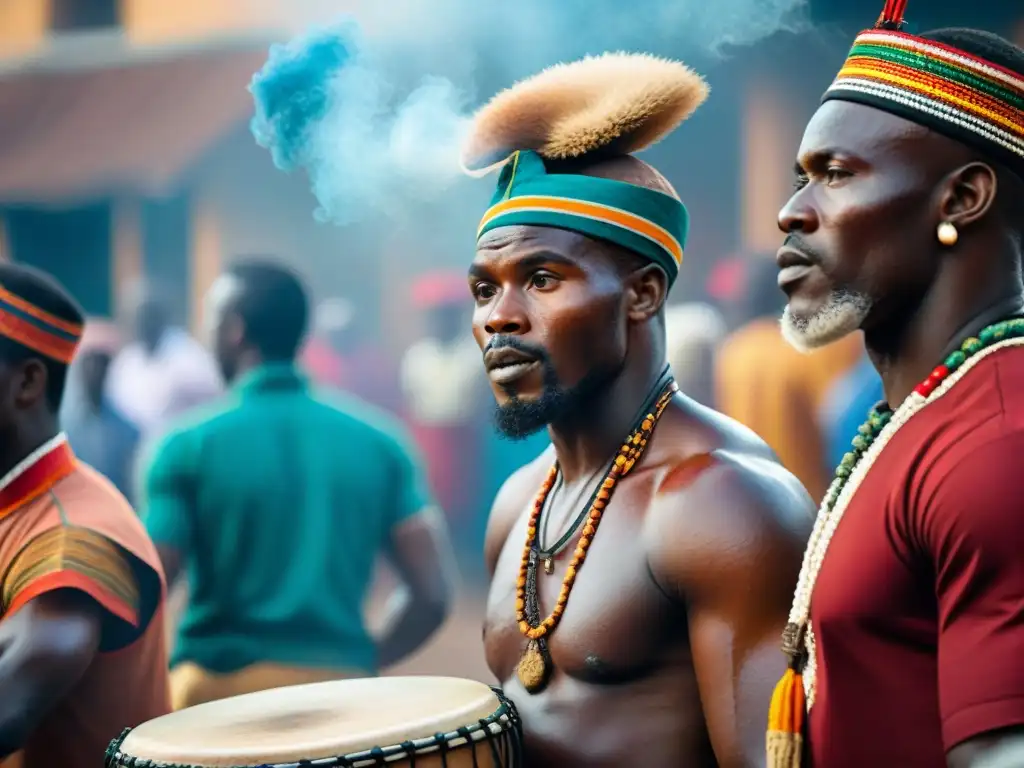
[766,5,1024,767]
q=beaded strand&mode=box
[516,382,678,642]
[785,318,1024,708]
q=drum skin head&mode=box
[120,676,501,766]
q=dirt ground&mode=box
[373,586,493,684]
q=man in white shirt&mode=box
[664,302,726,408]
[105,286,222,441]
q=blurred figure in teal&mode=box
[820,351,884,471]
[143,259,454,710]
[475,425,549,580]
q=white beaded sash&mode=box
[789,337,1024,708]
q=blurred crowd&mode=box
[39,245,885,708]
[61,253,880,585]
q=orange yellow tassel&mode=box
[766,666,805,768]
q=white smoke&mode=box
[250,0,810,227]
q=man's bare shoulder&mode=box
[491,446,555,515]
[645,401,815,605]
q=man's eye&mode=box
[530,273,556,290]
[826,167,851,184]
[474,284,496,300]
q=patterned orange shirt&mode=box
[0,437,170,768]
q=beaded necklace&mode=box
[782,318,1024,708]
[536,469,607,574]
[515,378,678,693]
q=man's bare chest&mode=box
[484,499,683,686]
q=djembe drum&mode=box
[105,676,521,767]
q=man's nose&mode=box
[778,189,819,235]
[484,288,529,335]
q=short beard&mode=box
[493,363,616,440]
[780,289,872,353]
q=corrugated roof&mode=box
[0,46,266,203]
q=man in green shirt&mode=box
[142,259,455,709]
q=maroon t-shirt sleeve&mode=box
[921,432,1024,750]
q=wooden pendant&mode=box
[517,640,549,693]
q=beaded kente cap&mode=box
[822,0,1024,175]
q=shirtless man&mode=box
[461,54,814,767]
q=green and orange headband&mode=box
[476,150,688,285]
[823,0,1024,174]
[0,285,82,364]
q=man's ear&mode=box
[13,359,48,410]
[937,161,998,229]
[625,264,668,323]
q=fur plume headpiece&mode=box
[461,52,709,176]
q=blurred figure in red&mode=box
[302,298,354,392]
[400,272,482,551]
[705,255,749,331]
[303,297,401,412]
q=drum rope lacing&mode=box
[104,687,523,768]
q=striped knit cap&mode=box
[822,0,1024,176]
[461,53,710,284]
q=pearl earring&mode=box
[937,221,959,247]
